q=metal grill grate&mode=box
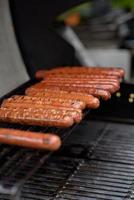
[21,157,79,200]
[1,81,134,199]
[55,161,133,200]
[54,123,134,200]
[2,120,134,199]
[0,80,89,199]
[0,123,85,199]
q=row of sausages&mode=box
[0,66,124,150]
[34,66,124,100]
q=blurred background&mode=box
[1,0,134,96]
[55,0,134,81]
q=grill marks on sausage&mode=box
[27,84,111,101]
[0,66,124,140]
[33,66,124,103]
[0,107,74,127]
[42,77,120,91]
[2,99,82,123]
[2,95,86,110]
[25,88,100,108]
[35,81,118,94]
[34,66,123,101]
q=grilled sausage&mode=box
[2,101,82,123]
[25,88,100,108]
[26,85,110,101]
[2,95,86,110]
[37,67,125,78]
[41,80,119,93]
[36,71,120,80]
[44,76,119,84]
[0,128,61,150]
[31,81,116,94]
[38,86,111,100]
[0,107,74,128]
[50,66,125,77]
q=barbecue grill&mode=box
[1,1,134,200]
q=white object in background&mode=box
[86,49,131,80]
[60,26,96,66]
[0,0,29,97]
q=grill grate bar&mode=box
[65,183,128,193]
[56,191,124,200]
[61,187,127,196]
[79,161,134,172]
[68,179,130,189]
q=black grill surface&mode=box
[1,121,134,199]
[54,122,134,200]
[0,81,134,199]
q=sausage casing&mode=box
[26,85,110,100]
[36,71,120,80]
[0,107,74,128]
[40,81,119,93]
[25,87,100,108]
[44,77,119,84]
[2,95,86,110]
[0,128,61,150]
[36,67,125,78]
[2,101,82,123]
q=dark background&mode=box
[10,0,87,77]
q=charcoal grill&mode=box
[1,1,134,200]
